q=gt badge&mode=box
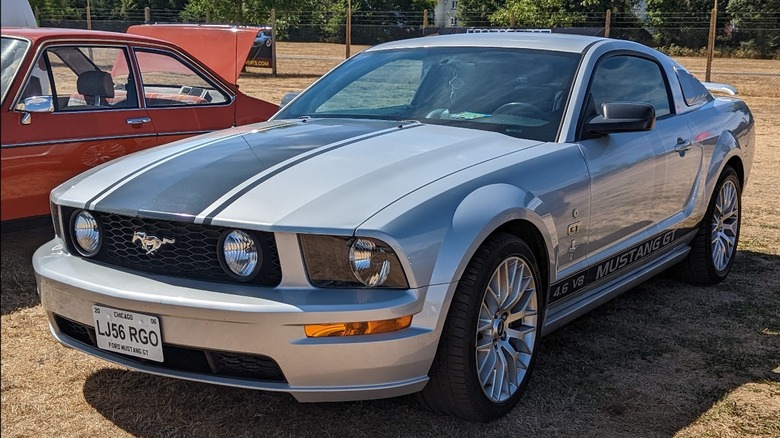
[132,231,175,255]
[567,221,581,236]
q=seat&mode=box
[76,70,115,106]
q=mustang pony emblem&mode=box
[132,231,175,255]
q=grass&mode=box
[2,43,779,437]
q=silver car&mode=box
[34,33,755,422]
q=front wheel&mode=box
[679,166,742,285]
[418,233,543,422]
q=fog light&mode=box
[220,230,261,280]
[72,210,101,257]
[304,315,413,337]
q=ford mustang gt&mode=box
[34,33,754,422]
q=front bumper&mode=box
[34,239,447,402]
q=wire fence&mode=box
[33,7,780,97]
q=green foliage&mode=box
[490,0,582,27]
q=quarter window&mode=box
[134,49,229,107]
[589,55,672,118]
[675,66,712,106]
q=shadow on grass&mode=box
[0,224,53,315]
[80,250,779,437]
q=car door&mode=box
[131,47,235,145]
[576,54,683,261]
[1,42,156,221]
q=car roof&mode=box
[367,32,606,54]
[1,26,169,46]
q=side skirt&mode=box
[541,243,690,336]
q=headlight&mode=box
[71,210,101,257]
[300,235,409,288]
[219,230,261,280]
[349,238,391,286]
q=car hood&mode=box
[54,118,541,232]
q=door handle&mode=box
[126,117,151,125]
[674,138,692,153]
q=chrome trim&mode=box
[126,117,151,124]
[1,133,157,149]
[155,130,212,138]
[2,35,33,107]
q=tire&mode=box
[679,166,742,285]
[418,233,543,422]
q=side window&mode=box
[27,46,137,111]
[316,59,422,113]
[134,49,229,107]
[589,55,672,118]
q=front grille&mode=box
[62,208,281,287]
[54,315,287,383]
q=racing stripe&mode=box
[92,119,402,220]
[85,121,292,210]
[199,122,423,225]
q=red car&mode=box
[1,26,278,224]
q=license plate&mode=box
[92,305,164,362]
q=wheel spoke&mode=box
[475,255,538,403]
[710,180,740,272]
[478,348,497,386]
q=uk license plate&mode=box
[92,305,164,362]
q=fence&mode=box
[33,7,780,97]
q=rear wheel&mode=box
[418,233,543,422]
[680,166,742,285]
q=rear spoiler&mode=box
[702,82,738,96]
[127,24,258,86]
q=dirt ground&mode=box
[1,43,778,437]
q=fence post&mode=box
[604,10,611,38]
[510,12,515,28]
[346,0,352,59]
[705,3,718,82]
[271,9,277,77]
[144,7,150,24]
[423,9,428,29]
[86,0,92,30]
[206,11,210,23]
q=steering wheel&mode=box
[493,102,548,120]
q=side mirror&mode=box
[586,102,655,135]
[16,95,54,113]
[280,92,300,107]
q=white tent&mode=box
[1,0,38,28]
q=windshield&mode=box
[277,47,580,142]
[1,37,30,104]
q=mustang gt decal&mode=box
[549,227,695,304]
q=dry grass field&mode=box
[2,43,778,437]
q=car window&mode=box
[589,55,672,118]
[278,47,580,142]
[674,66,712,106]
[317,59,421,112]
[27,45,137,111]
[134,49,229,107]
[1,37,30,104]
